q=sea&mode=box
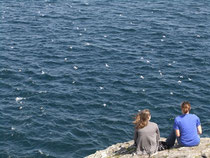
[0,0,210,157]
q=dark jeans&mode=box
[166,130,181,148]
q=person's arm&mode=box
[174,118,180,137]
[196,116,202,135]
[197,125,202,135]
[175,129,180,137]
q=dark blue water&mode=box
[0,0,210,157]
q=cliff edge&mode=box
[86,138,210,158]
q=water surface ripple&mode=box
[0,0,210,157]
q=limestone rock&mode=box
[86,138,210,158]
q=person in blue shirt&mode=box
[166,101,202,148]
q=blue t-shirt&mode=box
[173,114,201,146]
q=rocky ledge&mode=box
[86,138,210,158]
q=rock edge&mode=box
[86,138,210,158]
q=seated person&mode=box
[166,101,202,148]
[133,109,160,155]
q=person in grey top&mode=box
[133,109,160,155]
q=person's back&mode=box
[166,101,202,148]
[174,113,200,146]
[133,109,160,155]
[135,121,159,154]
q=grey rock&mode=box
[86,138,210,158]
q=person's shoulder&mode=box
[174,115,185,123]
[149,121,158,127]
[190,114,200,119]
[175,115,182,120]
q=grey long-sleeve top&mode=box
[134,121,160,155]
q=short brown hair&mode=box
[181,101,191,114]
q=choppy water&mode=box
[0,0,210,157]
